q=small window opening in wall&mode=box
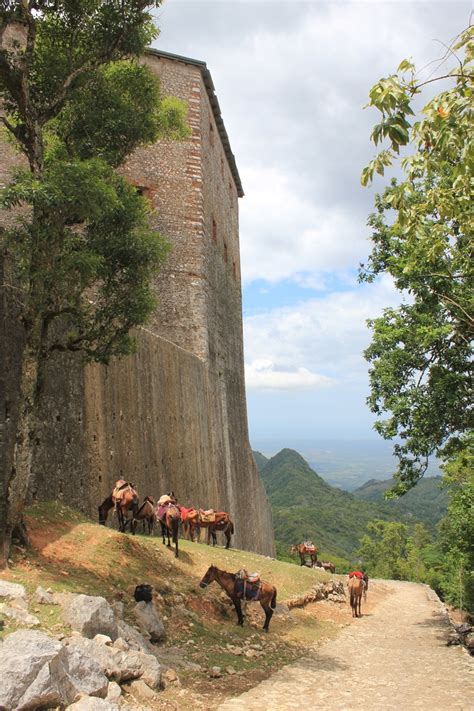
[212,218,217,243]
[220,156,224,176]
[209,122,214,145]
[224,241,228,263]
[232,260,237,278]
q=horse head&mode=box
[199,565,217,589]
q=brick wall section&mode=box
[1,45,275,555]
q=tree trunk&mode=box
[1,338,39,567]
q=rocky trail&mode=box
[219,580,474,711]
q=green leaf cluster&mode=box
[360,26,474,492]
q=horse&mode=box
[348,575,364,617]
[291,542,318,567]
[155,502,180,558]
[188,510,234,549]
[98,481,139,533]
[131,496,155,535]
[199,565,277,632]
[315,560,336,574]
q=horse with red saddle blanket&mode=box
[291,541,318,567]
[155,494,180,558]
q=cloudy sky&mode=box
[153,0,471,447]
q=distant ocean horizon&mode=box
[251,437,441,491]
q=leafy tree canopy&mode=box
[360,26,473,495]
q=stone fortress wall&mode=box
[1,44,275,556]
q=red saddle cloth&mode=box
[179,506,195,522]
[349,571,364,579]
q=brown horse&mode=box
[199,565,277,632]
[98,481,139,533]
[155,503,180,558]
[131,496,155,535]
[291,542,318,567]
[315,560,336,574]
[348,576,364,617]
[188,511,234,549]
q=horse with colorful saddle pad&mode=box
[235,568,262,601]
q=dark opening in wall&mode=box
[209,122,214,145]
[224,241,228,263]
[232,260,237,278]
[212,218,217,243]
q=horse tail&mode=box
[271,587,277,609]
[229,520,234,535]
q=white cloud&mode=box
[245,358,332,390]
[244,275,402,388]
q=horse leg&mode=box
[232,597,244,627]
[212,530,218,547]
[160,522,166,545]
[261,602,273,632]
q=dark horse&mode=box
[199,565,277,632]
[155,503,180,558]
[98,481,139,533]
[131,496,155,535]
[187,511,234,549]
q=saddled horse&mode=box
[131,496,155,535]
[199,565,277,632]
[98,481,139,533]
[348,575,364,618]
[155,501,180,558]
[187,510,234,549]
[291,542,318,567]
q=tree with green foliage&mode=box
[0,1,189,565]
[360,26,473,495]
[438,435,474,613]
[358,519,443,588]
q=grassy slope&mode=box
[256,448,443,567]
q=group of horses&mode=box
[290,542,336,573]
[98,482,234,558]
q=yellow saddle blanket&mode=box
[199,509,216,523]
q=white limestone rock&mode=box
[66,698,119,710]
[34,586,56,604]
[0,602,40,626]
[133,601,166,643]
[0,629,108,710]
[63,595,118,640]
[0,580,26,600]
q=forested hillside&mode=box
[254,449,446,569]
[353,477,447,526]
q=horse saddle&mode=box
[112,482,132,501]
[235,569,261,601]
[199,508,215,523]
[303,541,316,554]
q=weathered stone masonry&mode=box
[1,47,275,556]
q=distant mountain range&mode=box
[251,438,441,491]
[253,448,447,567]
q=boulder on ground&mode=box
[0,580,26,600]
[67,635,161,688]
[0,602,40,626]
[133,601,166,643]
[116,619,150,652]
[0,629,108,710]
[127,678,156,700]
[66,698,119,710]
[63,595,118,641]
[34,586,56,605]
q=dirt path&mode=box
[217,581,474,711]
